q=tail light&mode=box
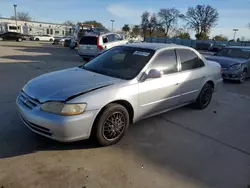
[97,36,103,50]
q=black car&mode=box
[0,32,25,42]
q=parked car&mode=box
[205,46,250,83]
[34,35,54,41]
[208,43,226,52]
[16,43,222,146]
[78,32,128,61]
[0,32,25,42]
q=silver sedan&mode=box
[16,43,222,146]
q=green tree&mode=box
[213,35,228,41]
[131,25,140,36]
[81,20,105,28]
[10,12,31,21]
[181,5,219,40]
[158,8,180,37]
[122,24,130,33]
[195,33,209,40]
[175,32,191,39]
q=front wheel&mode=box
[49,38,53,42]
[0,37,3,41]
[93,103,129,146]
[17,38,23,42]
[194,83,213,109]
[35,38,39,41]
[237,70,247,83]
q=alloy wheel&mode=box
[102,112,125,141]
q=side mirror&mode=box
[141,69,162,81]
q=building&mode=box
[0,17,72,36]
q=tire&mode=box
[93,103,129,146]
[237,69,247,83]
[35,38,39,41]
[69,43,76,49]
[194,83,213,109]
[17,38,22,42]
[82,57,90,62]
[49,38,53,42]
[0,37,3,41]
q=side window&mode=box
[107,34,115,42]
[149,50,178,75]
[102,36,108,43]
[177,49,205,71]
[114,34,121,41]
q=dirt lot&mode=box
[0,41,250,188]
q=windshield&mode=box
[82,46,155,80]
[216,48,250,59]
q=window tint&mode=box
[177,49,204,71]
[149,50,178,74]
[80,36,98,45]
[46,29,49,35]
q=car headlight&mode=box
[229,64,241,70]
[41,102,87,116]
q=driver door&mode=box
[138,49,181,119]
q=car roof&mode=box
[121,43,188,51]
[84,32,118,37]
[225,46,250,50]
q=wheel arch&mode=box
[90,99,134,138]
[94,100,134,125]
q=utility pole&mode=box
[110,20,115,32]
[233,29,239,41]
[13,4,18,32]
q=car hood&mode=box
[205,56,246,68]
[23,68,120,103]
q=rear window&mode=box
[79,36,97,45]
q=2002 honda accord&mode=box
[16,43,222,146]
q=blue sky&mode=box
[0,0,250,39]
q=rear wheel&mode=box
[0,37,3,41]
[17,38,22,42]
[194,83,213,109]
[49,38,53,42]
[93,103,129,146]
[35,38,39,41]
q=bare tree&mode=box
[158,8,180,38]
[148,13,158,37]
[181,5,219,40]
[63,20,75,26]
[11,12,31,21]
[141,11,150,38]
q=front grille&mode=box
[21,116,52,136]
[19,91,40,109]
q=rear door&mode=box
[78,36,99,56]
[176,49,206,103]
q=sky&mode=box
[0,0,250,39]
